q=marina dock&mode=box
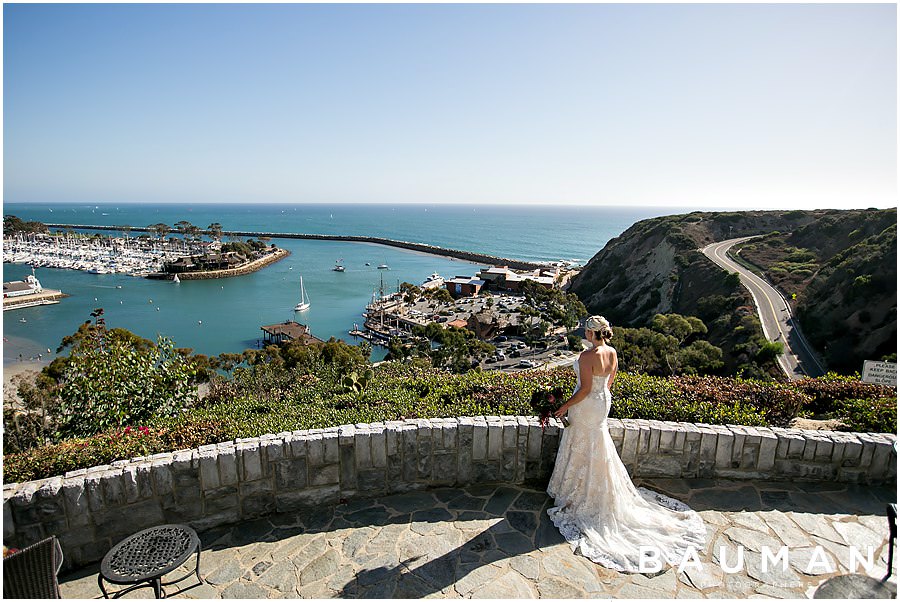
[3,289,67,311]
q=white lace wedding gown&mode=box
[547,357,707,572]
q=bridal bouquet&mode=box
[530,388,567,430]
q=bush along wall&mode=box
[3,416,896,571]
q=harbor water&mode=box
[2,203,693,364]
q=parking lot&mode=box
[399,293,582,372]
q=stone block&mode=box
[607,418,624,441]
[729,425,747,464]
[698,427,718,463]
[855,434,876,467]
[340,443,357,489]
[310,464,340,487]
[151,461,174,497]
[237,478,274,519]
[473,461,499,483]
[274,456,309,491]
[786,434,806,459]
[637,424,651,456]
[239,442,263,482]
[502,419,517,450]
[306,434,325,467]
[198,447,221,491]
[121,466,141,504]
[487,421,503,460]
[801,435,820,461]
[135,463,154,500]
[217,445,239,487]
[371,427,387,468]
[402,426,418,481]
[385,426,400,457]
[189,509,240,534]
[100,469,127,507]
[358,468,387,493]
[457,446,473,485]
[636,453,685,477]
[773,459,836,481]
[869,436,894,478]
[458,419,474,450]
[287,434,307,458]
[621,422,640,466]
[526,424,542,460]
[756,428,778,472]
[658,426,676,452]
[339,425,356,446]
[323,432,340,464]
[355,429,372,468]
[433,452,458,485]
[500,448,516,482]
[261,437,286,464]
[814,437,833,462]
[715,431,735,469]
[96,499,165,540]
[648,425,662,455]
[836,467,868,483]
[387,455,404,492]
[276,486,340,512]
[204,485,239,514]
[83,473,105,513]
[443,419,459,450]
[61,477,90,528]
[473,421,488,461]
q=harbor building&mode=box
[260,321,324,346]
[445,276,485,298]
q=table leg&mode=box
[152,578,163,599]
[98,574,110,599]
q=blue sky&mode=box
[3,3,896,208]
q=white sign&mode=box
[862,361,897,387]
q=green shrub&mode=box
[57,333,196,439]
[5,363,896,483]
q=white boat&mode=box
[294,276,311,312]
[377,263,389,270]
[333,259,345,272]
[173,274,180,284]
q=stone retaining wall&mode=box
[3,417,895,569]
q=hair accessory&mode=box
[585,315,610,331]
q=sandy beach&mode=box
[2,360,49,408]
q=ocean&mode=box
[2,203,682,363]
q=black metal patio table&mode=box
[98,524,203,599]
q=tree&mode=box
[57,327,196,439]
[207,223,224,241]
[149,223,170,239]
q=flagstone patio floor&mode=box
[59,477,897,599]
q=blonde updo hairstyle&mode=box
[585,315,613,342]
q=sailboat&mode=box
[173,274,180,284]
[333,259,345,272]
[294,276,311,312]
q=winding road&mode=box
[701,237,825,380]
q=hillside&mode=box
[735,210,896,373]
[568,209,897,375]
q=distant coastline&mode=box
[44,224,551,270]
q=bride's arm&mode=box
[608,348,618,389]
[553,353,594,417]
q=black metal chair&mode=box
[813,503,899,599]
[3,536,64,599]
[886,503,897,579]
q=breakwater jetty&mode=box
[44,224,548,270]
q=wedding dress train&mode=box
[547,358,707,572]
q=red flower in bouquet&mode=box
[530,387,566,431]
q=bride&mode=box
[546,315,707,572]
